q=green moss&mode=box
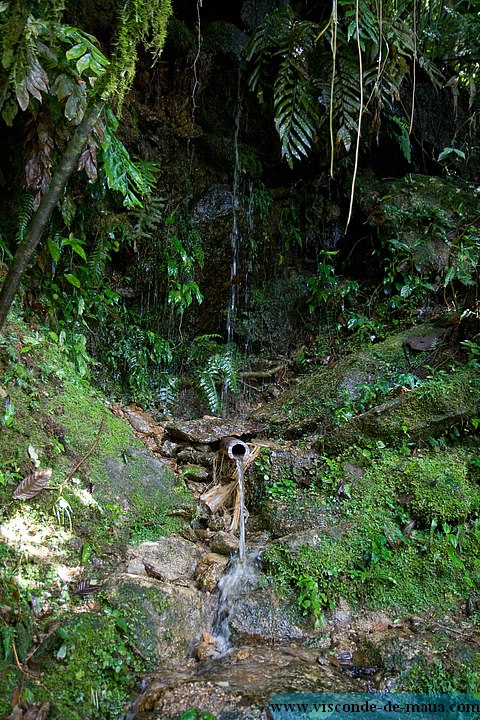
[403,452,480,524]
[322,366,480,453]
[128,486,184,544]
[401,654,480,693]
[0,666,22,716]
[32,613,143,719]
[262,325,442,439]
[105,583,170,664]
[265,445,480,619]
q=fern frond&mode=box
[246,7,297,94]
[15,193,34,245]
[247,7,319,167]
[88,233,111,282]
[198,349,239,413]
[274,63,318,166]
[157,374,178,411]
[199,368,221,415]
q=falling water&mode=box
[212,548,261,655]
[211,452,249,653]
[236,457,246,562]
[222,68,243,417]
[226,65,243,346]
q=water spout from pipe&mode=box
[221,437,250,562]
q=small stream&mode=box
[125,538,367,720]
[120,416,377,720]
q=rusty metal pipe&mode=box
[221,436,250,461]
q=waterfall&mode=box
[212,548,261,655]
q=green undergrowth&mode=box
[31,612,144,720]
[0,316,194,717]
[263,442,480,627]
[400,653,480,693]
[262,324,448,438]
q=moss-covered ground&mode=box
[263,439,480,610]
[0,315,194,718]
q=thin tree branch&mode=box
[0,100,104,332]
[59,417,105,489]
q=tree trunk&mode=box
[0,100,105,332]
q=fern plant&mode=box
[198,348,239,415]
[245,0,461,176]
[247,7,319,167]
[14,193,34,246]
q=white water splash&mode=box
[213,549,260,655]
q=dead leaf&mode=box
[11,702,50,720]
[73,580,101,596]
[13,469,52,500]
[25,703,50,720]
[143,563,167,581]
[11,687,22,707]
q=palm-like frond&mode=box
[247,7,319,166]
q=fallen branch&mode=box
[59,418,105,489]
[12,642,34,677]
[239,364,287,380]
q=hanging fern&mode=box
[246,0,453,176]
[247,7,319,167]
[274,63,318,167]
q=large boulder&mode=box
[105,574,212,664]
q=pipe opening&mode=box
[221,437,250,461]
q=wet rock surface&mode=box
[127,645,365,719]
[164,417,267,446]
[209,530,240,555]
[195,553,230,592]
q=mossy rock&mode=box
[105,575,211,663]
[260,494,336,538]
[263,446,480,617]
[319,367,480,453]
[401,452,480,525]
[253,324,446,439]
[102,448,196,544]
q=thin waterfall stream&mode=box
[235,457,246,563]
[210,437,250,654]
[226,65,243,347]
